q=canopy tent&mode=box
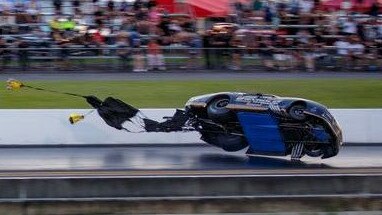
[320,0,382,12]
[156,0,249,18]
[188,0,232,17]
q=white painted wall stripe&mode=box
[0,109,381,145]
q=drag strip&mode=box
[0,144,380,214]
[0,145,380,177]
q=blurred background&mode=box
[1,0,382,72]
[1,1,382,215]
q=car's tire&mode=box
[207,96,232,122]
[288,104,307,121]
[304,144,324,157]
[201,132,248,152]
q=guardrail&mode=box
[1,46,380,72]
[0,109,381,146]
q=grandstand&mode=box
[0,0,381,72]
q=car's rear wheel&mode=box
[207,96,233,122]
[200,132,248,152]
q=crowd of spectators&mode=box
[217,0,382,71]
[1,0,382,72]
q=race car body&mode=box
[185,92,343,159]
[82,92,343,160]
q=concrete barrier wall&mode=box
[330,109,382,143]
[0,109,199,145]
[0,109,381,145]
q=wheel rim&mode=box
[293,109,304,117]
[290,105,306,120]
[214,99,229,109]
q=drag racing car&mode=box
[81,92,343,160]
[183,92,343,160]
[7,79,343,160]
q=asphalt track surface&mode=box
[1,71,382,81]
[0,144,381,177]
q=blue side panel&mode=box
[312,127,331,142]
[237,112,286,155]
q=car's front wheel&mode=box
[207,96,233,122]
[304,144,324,157]
[288,104,307,121]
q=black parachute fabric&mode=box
[6,79,189,132]
[143,109,189,132]
[85,96,140,130]
[85,95,189,132]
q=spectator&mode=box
[180,16,194,33]
[148,6,160,34]
[264,2,275,23]
[0,0,15,28]
[299,0,314,14]
[116,32,131,70]
[17,39,29,71]
[364,41,378,70]
[132,36,146,72]
[377,21,382,39]
[92,28,106,51]
[72,0,81,15]
[369,2,379,17]
[26,0,40,23]
[120,0,130,12]
[289,0,300,15]
[302,38,318,72]
[148,5,161,25]
[52,31,71,69]
[357,21,366,41]
[134,0,144,11]
[296,29,311,44]
[158,15,171,37]
[327,8,340,35]
[334,36,351,67]
[53,0,62,14]
[72,0,80,8]
[147,38,165,71]
[348,35,365,68]
[334,37,350,55]
[184,33,202,69]
[94,5,105,27]
[210,31,231,69]
[258,36,275,70]
[107,0,115,13]
[342,17,357,35]
[147,0,157,10]
[14,0,25,13]
[341,0,352,12]
[0,37,7,71]
[229,36,243,70]
[273,37,290,70]
[202,30,213,69]
[252,0,263,11]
